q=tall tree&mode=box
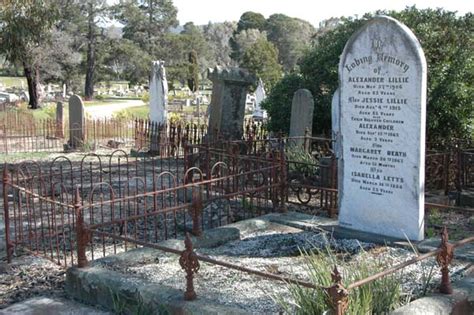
[81,0,108,100]
[0,0,58,108]
[265,14,315,72]
[203,21,237,68]
[232,29,268,63]
[240,37,282,91]
[115,0,178,57]
[180,22,211,72]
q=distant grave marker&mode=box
[68,95,85,149]
[337,16,427,241]
[289,89,314,146]
[207,66,256,140]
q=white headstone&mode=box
[337,16,427,241]
[252,78,267,120]
[149,61,168,125]
[63,84,67,98]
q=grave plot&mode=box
[3,146,284,266]
[66,215,473,314]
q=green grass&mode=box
[0,76,26,88]
[113,105,149,120]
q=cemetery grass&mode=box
[113,105,149,120]
[0,76,26,88]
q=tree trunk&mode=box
[24,63,39,109]
[84,3,95,101]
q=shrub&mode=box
[275,246,404,314]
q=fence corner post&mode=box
[436,226,454,294]
[179,233,200,301]
[3,163,13,263]
[326,266,349,315]
[74,186,88,268]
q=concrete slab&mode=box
[390,267,474,314]
[0,296,111,315]
[262,212,413,247]
[418,238,474,262]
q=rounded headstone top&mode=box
[339,15,426,77]
[207,66,257,84]
[293,88,313,99]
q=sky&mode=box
[172,0,472,26]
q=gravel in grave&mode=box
[104,228,473,314]
[105,230,377,314]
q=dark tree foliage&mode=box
[264,7,473,142]
[0,0,59,108]
[187,50,199,93]
[236,11,267,33]
[261,73,305,134]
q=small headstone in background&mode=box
[252,78,267,120]
[55,102,64,138]
[289,89,314,146]
[337,16,427,241]
[68,95,85,149]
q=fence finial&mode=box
[436,226,454,294]
[326,266,349,315]
[179,233,200,300]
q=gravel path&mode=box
[85,99,145,119]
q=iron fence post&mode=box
[326,266,349,315]
[74,186,88,268]
[3,164,13,263]
[436,226,454,294]
[191,189,202,237]
[279,137,288,213]
[179,233,200,300]
[304,127,310,153]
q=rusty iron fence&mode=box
[2,145,284,265]
[2,140,474,313]
[133,118,268,154]
[188,134,338,216]
[0,115,136,154]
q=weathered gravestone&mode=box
[337,16,427,241]
[68,95,85,149]
[149,61,168,125]
[207,66,256,140]
[55,102,64,138]
[252,78,267,120]
[289,89,314,146]
[149,61,168,153]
